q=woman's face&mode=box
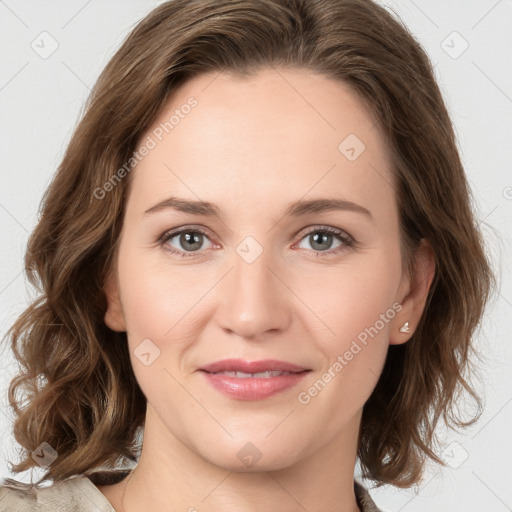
[105,67,413,471]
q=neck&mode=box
[115,405,362,512]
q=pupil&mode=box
[311,232,332,251]
[181,232,202,251]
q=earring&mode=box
[399,321,410,333]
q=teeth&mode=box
[214,370,294,378]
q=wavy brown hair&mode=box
[4,0,494,487]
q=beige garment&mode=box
[0,470,381,511]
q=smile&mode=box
[200,370,310,400]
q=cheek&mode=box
[118,247,207,337]
[294,270,399,427]
[295,253,400,341]
[117,254,207,399]
[295,252,400,390]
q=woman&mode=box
[0,0,494,511]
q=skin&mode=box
[100,67,435,512]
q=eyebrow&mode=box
[143,196,372,219]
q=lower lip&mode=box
[200,371,309,400]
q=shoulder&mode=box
[0,470,130,512]
[1,471,376,512]
[354,479,382,512]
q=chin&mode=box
[197,436,304,473]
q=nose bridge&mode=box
[217,237,291,338]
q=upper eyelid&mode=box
[295,224,352,239]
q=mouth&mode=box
[200,370,310,400]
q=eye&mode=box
[294,226,354,256]
[158,224,355,259]
[158,226,215,258]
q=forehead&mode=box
[130,67,395,219]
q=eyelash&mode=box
[157,225,355,259]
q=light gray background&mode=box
[1,1,511,510]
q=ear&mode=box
[103,267,127,332]
[390,238,435,345]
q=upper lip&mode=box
[199,359,310,373]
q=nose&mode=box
[216,243,292,341]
